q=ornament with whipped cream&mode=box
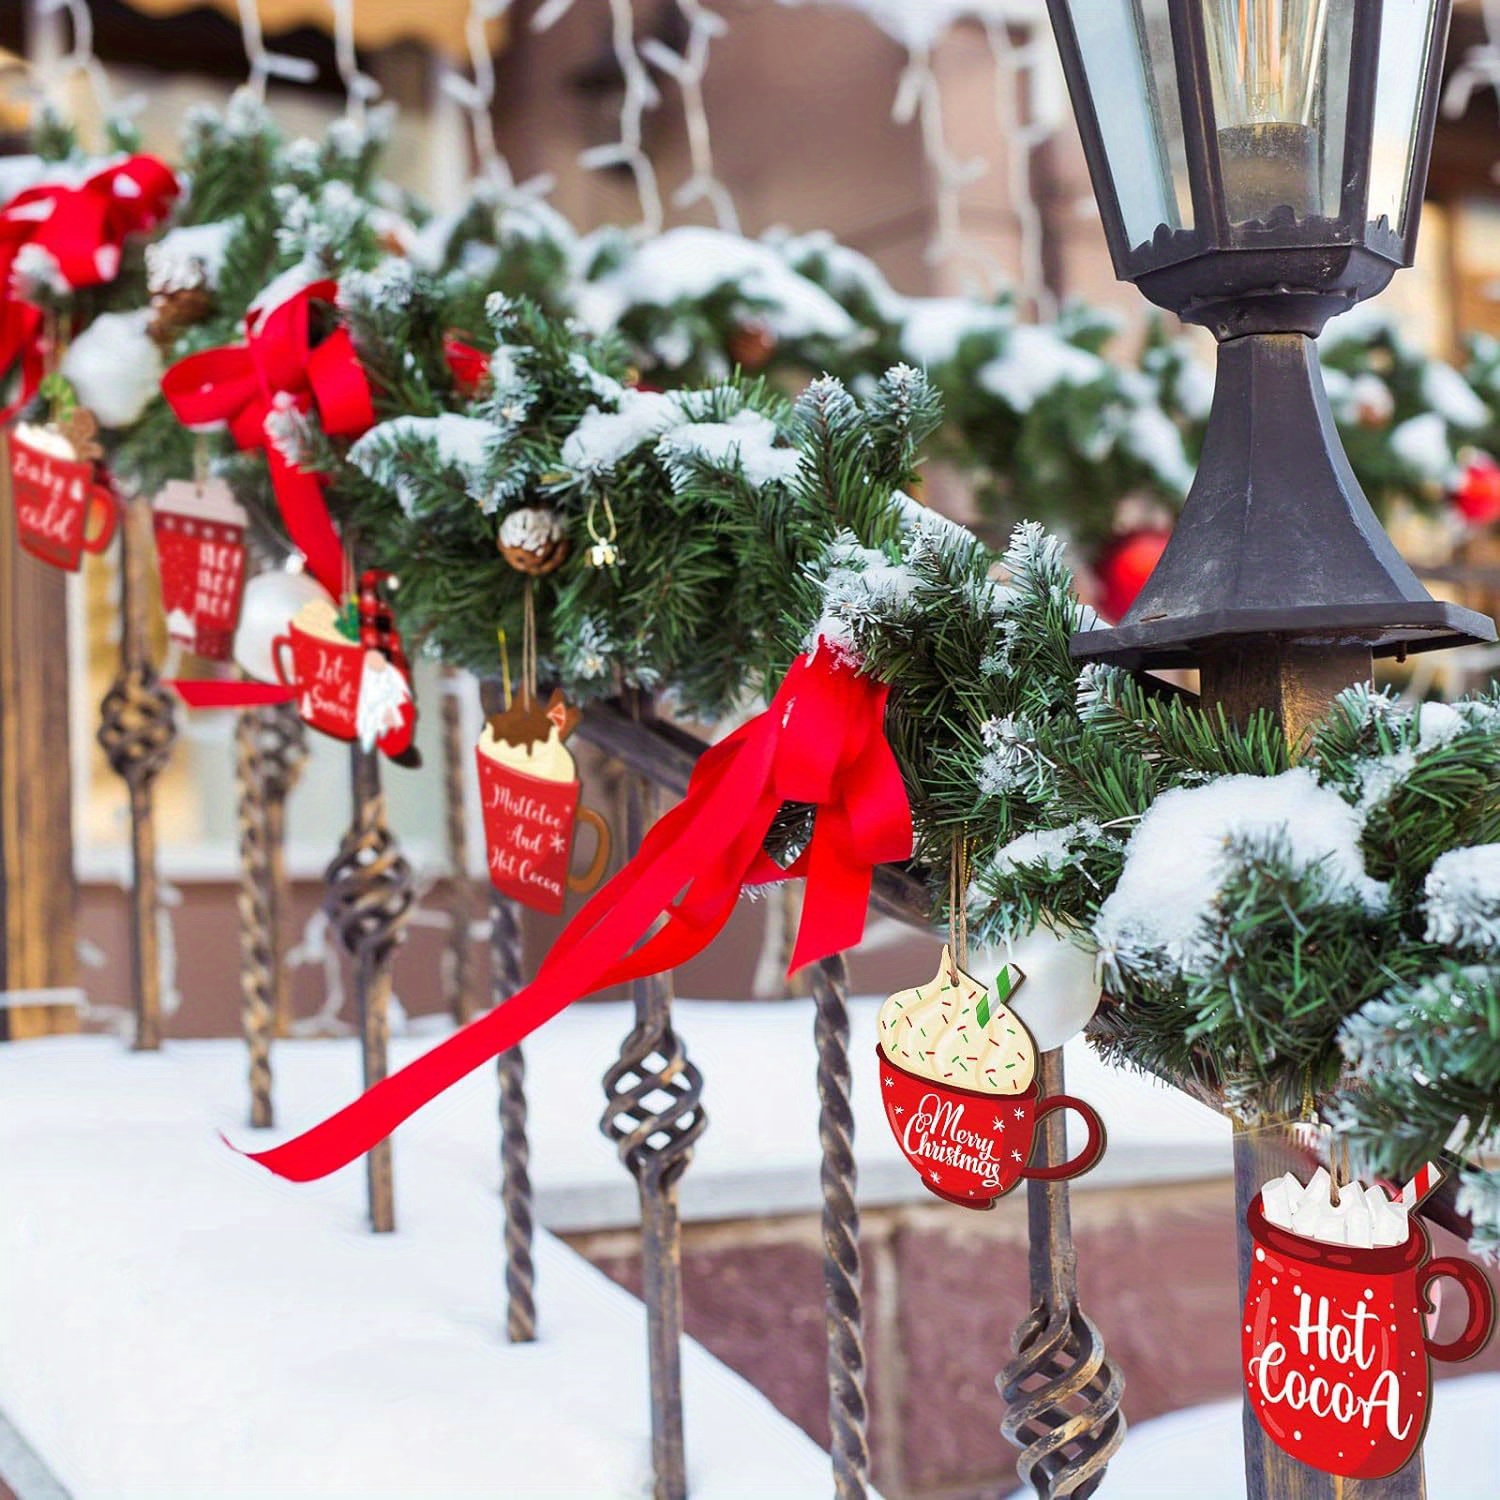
[476,687,611,914]
[876,948,1105,1208]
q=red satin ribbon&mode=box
[170,680,296,709]
[243,647,913,1182]
[0,154,178,414]
[160,279,372,598]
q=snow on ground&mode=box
[0,1028,855,1499]
[0,998,1230,1496]
[1007,1382,1500,1500]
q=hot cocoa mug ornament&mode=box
[152,478,248,660]
[1244,1168,1495,1480]
[877,949,1105,1208]
[476,687,611,915]
[9,418,117,571]
[270,571,418,763]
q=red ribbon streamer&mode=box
[170,680,296,709]
[242,647,912,1182]
[160,279,373,598]
[0,154,178,415]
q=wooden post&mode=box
[1201,640,1426,1500]
[0,431,79,1038]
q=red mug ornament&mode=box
[877,949,1105,1209]
[271,600,364,742]
[152,479,248,660]
[1243,1195,1495,1479]
[9,425,116,571]
[477,690,610,915]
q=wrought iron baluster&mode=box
[259,699,307,1038]
[97,490,177,1052]
[233,698,307,1123]
[999,1048,1124,1499]
[601,760,705,1500]
[324,744,414,1233]
[443,670,479,1024]
[810,952,869,1500]
[491,890,536,1343]
[235,709,276,1126]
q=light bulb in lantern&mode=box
[1204,0,1350,223]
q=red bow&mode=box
[160,279,372,598]
[242,646,913,1182]
[0,154,178,415]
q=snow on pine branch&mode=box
[1423,846,1500,956]
[1095,769,1389,982]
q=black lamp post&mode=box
[1044,0,1495,669]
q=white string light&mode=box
[34,0,114,127]
[533,0,663,237]
[640,0,738,233]
[986,17,1064,319]
[442,0,515,188]
[892,40,997,287]
[1443,0,1500,187]
[327,0,382,124]
[235,0,318,100]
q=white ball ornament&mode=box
[983,925,1101,1052]
[233,568,331,683]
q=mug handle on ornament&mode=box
[568,805,612,894]
[82,484,118,555]
[270,634,297,688]
[1021,1094,1107,1182]
[1418,1256,1497,1362]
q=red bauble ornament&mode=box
[1453,455,1500,527]
[1094,528,1170,623]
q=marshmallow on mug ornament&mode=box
[234,568,333,683]
[971,924,1101,1052]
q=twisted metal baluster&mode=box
[324,745,414,1233]
[491,891,536,1342]
[96,491,177,1052]
[235,710,276,1127]
[601,765,706,1500]
[999,1049,1124,1498]
[258,700,308,1039]
[442,672,478,1024]
[810,953,869,1500]
[232,699,308,1123]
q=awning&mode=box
[119,0,493,62]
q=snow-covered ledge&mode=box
[0,1037,857,1498]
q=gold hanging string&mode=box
[496,627,512,711]
[520,577,538,705]
[948,834,971,973]
[193,432,210,492]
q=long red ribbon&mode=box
[0,154,178,415]
[242,647,912,1182]
[171,680,296,709]
[160,279,372,598]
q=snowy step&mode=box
[0,1036,857,1499]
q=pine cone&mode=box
[148,286,215,348]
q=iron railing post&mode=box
[491,890,536,1342]
[324,744,413,1233]
[810,952,869,1500]
[97,489,176,1052]
[601,748,705,1500]
[999,1048,1124,1498]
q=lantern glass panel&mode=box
[1368,0,1439,233]
[1203,0,1355,224]
[1070,0,1193,251]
